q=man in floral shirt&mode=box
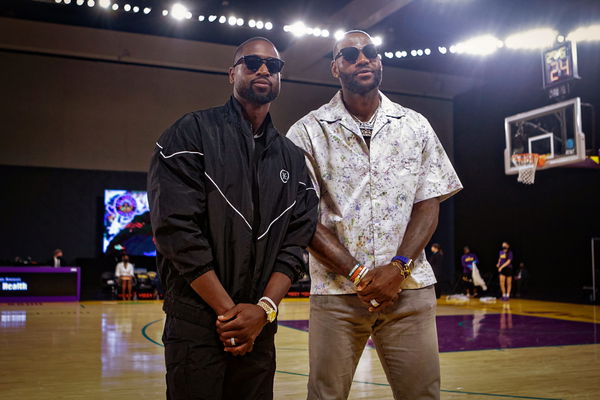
[286,30,462,400]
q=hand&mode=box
[355,264,403,312]
[216,304,268,356]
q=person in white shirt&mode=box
[115,254,135,300]
[52,249,63,268]
[287,30,462,400]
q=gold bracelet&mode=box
[391,260,411,280]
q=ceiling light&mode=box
[321,29,330,38]
[133,6,139,13]
[198,15,205,21]
[411,50,417,56]
[170,4,188,20]
[438,46,447,54]
[256,20,264,29]
[87,0,95,7]
[162,9,168,16]
[208,15,217,22]
[112,3,118,10]
[265,22,273,30]
[98,0,109,7]
[567,24,600,42]
[372,36,383,47]
[250,20,257,28]
[454,34,503,55]
[505,28,557,50]
[123,3,131,11]
[143,7,151,14]
[219,16,226,24]
[395,51,402,58]
[334,30,345,41]
[289,21,305,36]
[237,18,244,26]
[424,48,431,55]
[228,16,237,26]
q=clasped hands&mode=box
[216,303,268,357]
[355,262,406,312]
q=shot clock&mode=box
[542,41,579,99]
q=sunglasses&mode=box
[334,44,379,64]
[233,55,285,74]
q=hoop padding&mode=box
[511,153,539,185]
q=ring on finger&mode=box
[230,337,236,346]
[370,299,380,308]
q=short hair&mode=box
[233,37,277,63]
[332,30,371,57]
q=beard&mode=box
[238,80,279,105]
[340,67,382,94]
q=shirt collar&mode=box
[316,90,407,123]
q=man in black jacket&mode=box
[148,37,318,400]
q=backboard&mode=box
[504,97,586,175]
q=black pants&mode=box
[163,314,277,400]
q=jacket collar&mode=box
[225,96,279,144]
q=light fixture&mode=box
[372,36,383,47]
[395,51,402,58]
[567,24,600,42]
[255,20,264,29]
[170,4,188,20]
[334,30,345,41]
[112,3,119,10]
[198,15,205,21]
[265,22,273,30]
[505,28,557,50]
[133,6,139,13]
[219,16,226,24]
[424,48,431,55]
[236,18,244,26]
[228,16,237,26]
[98,0,110,8]
[454,34,503,56]
[411,50,417,56]
[249,19,257,28]
[208,15,217,22]
[87,0,95,7]
[438,46,447,54]
[123,3,131,11]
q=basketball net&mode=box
[511,153,540,185]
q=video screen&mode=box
[103,190,156,256]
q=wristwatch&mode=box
[257,297,277,323]
[391,256,413,279]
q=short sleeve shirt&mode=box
[287,91,463,294]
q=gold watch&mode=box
[257,300,277,323]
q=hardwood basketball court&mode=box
[1,298,598,399]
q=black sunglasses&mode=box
[233,55,285,74]
[334,44,379,64]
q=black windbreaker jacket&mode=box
[148,97,318,324]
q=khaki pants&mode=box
[308,286,440,400]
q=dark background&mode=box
[1,0,599,301]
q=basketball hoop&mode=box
[511,153,544,184]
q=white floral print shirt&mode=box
[286,91,463,294]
